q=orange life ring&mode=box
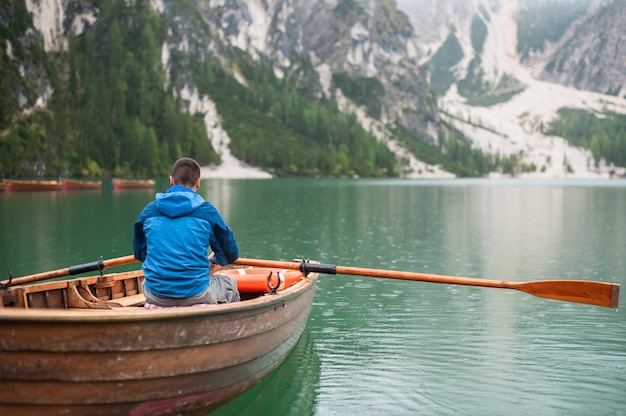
[220,267,304,293]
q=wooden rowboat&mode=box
[0,259,318,415]
[62,179,103,190]
[112,178,155,190]
[3,179,63,191]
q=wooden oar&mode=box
[234,258,620,309]
[2,255,139,287]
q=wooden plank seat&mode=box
[1,271,144,309]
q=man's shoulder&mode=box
[138,201,162,219]
[188,201,219,218]
[195,200,218,213]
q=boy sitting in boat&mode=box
[133,157,240,306]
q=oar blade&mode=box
[515,280,620,309]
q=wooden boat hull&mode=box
[0,269,318,415]
[3,179,63,191]
[113,179,155,190]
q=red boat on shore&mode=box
[113,178,155,190]
[3,179,63,191]
[2,179,103,192]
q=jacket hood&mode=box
[155,185,204,217]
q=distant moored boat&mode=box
[112,178,155,190]
[3,179,63,192]
[61,179,103,190]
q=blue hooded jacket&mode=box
[133,185,239,299]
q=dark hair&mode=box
[171,157,201,187]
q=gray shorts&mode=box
[143,274,240,307]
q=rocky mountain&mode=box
[535,0,626,95]
[2,0,625,179]
[399,0,625,97]
[3,0,454,178]
[398,0,626,178]
[158,0,448,177]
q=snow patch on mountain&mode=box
[178,84,271,179]
[336,89,454,179]
[25,0,96,52]
[398,0,626,178]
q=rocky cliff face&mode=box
[400,0,625,97]
[395,0,626,178]
[162,0,438,142]
[536,0,626,96]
